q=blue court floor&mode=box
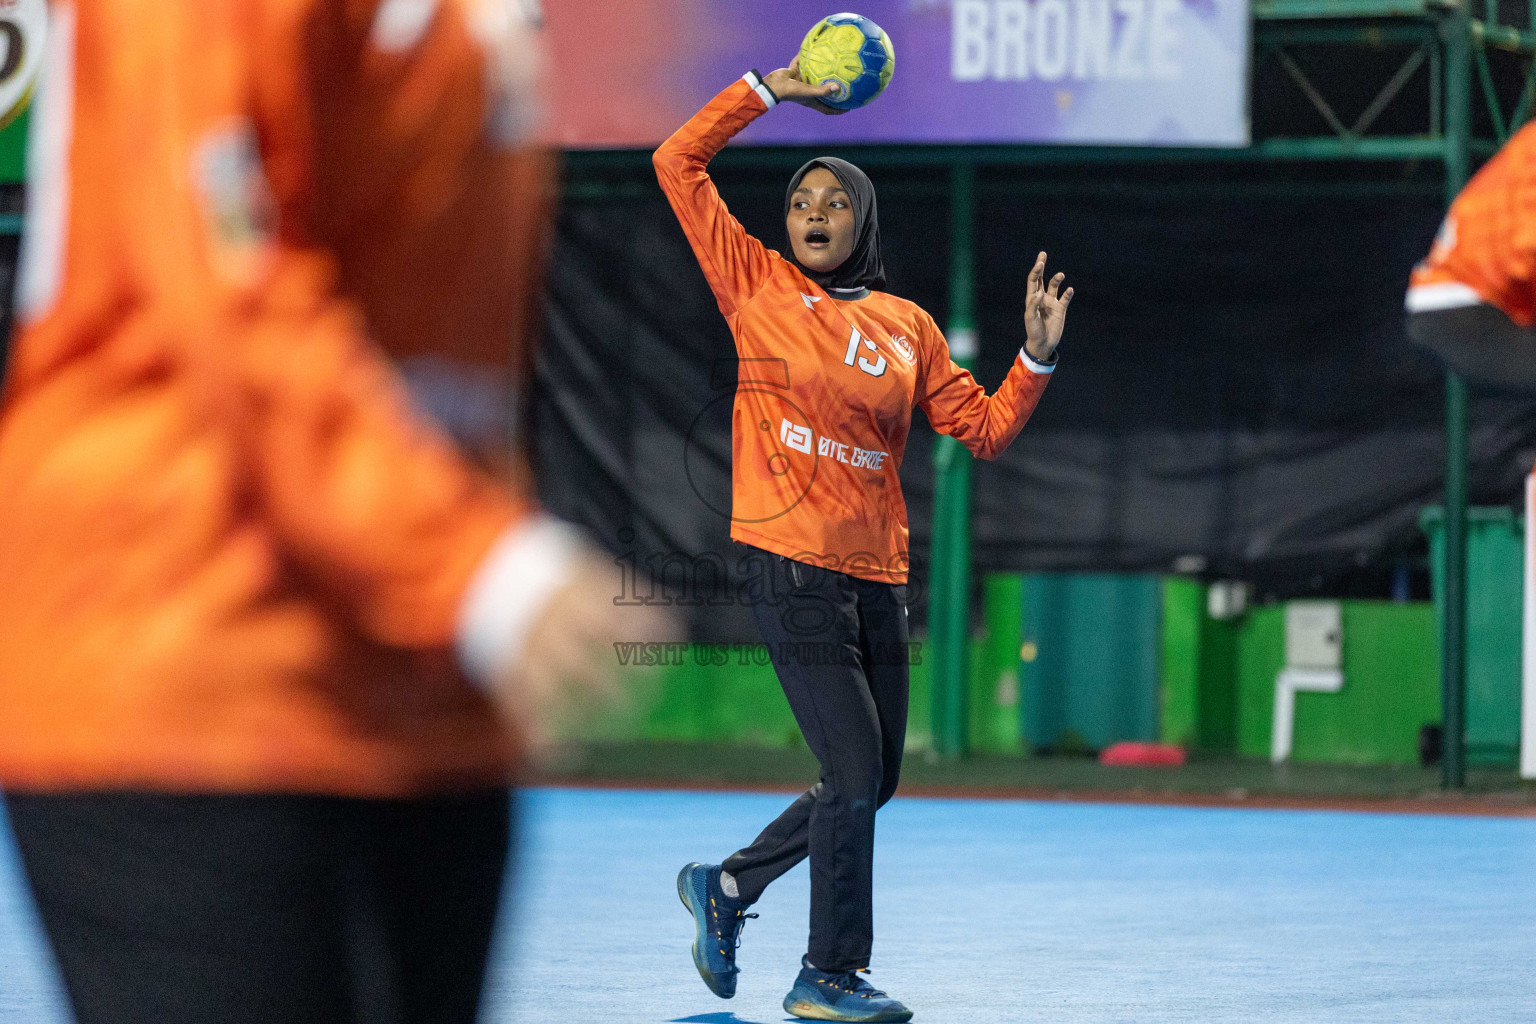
[2,787,1534,1023]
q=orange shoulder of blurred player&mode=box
[1407,120,1536,391]
[0,0,657,797]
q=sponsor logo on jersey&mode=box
[888,333,915,363]
[780,418,889,471]
[780,418,813,454]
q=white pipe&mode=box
[1271,668,1344,764]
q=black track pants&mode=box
[722,547,910,972]
[3,789,511,1024]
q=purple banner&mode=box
[544,1,1249,148]
[693,0,1249,147]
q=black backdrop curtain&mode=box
[532,166,1536,638]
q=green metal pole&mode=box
[930,161,977,760]
[1442,6,1472,790]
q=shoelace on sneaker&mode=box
[818,968,888,999]
[711,898,758,959]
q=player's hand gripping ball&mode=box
[797,13,894,111]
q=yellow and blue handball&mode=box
[798,13,894,111]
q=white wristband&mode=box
[1020,348,1057,374]
[743,70,779,109]
[456,514,583,690]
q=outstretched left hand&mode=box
[1024,251,1073,363]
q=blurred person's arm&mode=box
[242,245,665,738]
[245,0,667,726]
[258,0,554,464]
[237,244,534,654]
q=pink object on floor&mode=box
[1098,742,1188,767]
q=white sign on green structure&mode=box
[0,0,48,185]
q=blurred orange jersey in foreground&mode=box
[1409,121,1536,326]
[0,0,553,796]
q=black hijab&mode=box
[783,156,886,294]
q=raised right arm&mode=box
[653,73,781,318]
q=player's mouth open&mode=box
[805,229,830,248]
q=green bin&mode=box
[1419,506,1523,766]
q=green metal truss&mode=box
[1250,0,1528,791]
[906,0,1519,788]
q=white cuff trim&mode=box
[1020,348,1057,374]
[742,71,778,109]
[1405,281,1485,314]
[456,514,583,691]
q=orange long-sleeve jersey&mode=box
[654,76,1053,585]
[1408,121,1536,324]
[0,0,547,796]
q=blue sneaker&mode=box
[676,862,757,998]
[783,958,913,1022]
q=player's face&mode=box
[788,168,857,274]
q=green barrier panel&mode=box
[0,106,25,185]
[1160,578,1203,748]
[578,645,803,747]
[1234,602,1440,766]
[1020,573,1161,752]
[1158,578,1239,753]
[1422,506,1524,766]
[969,573,1025,755]
[1234,606,1286,759]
